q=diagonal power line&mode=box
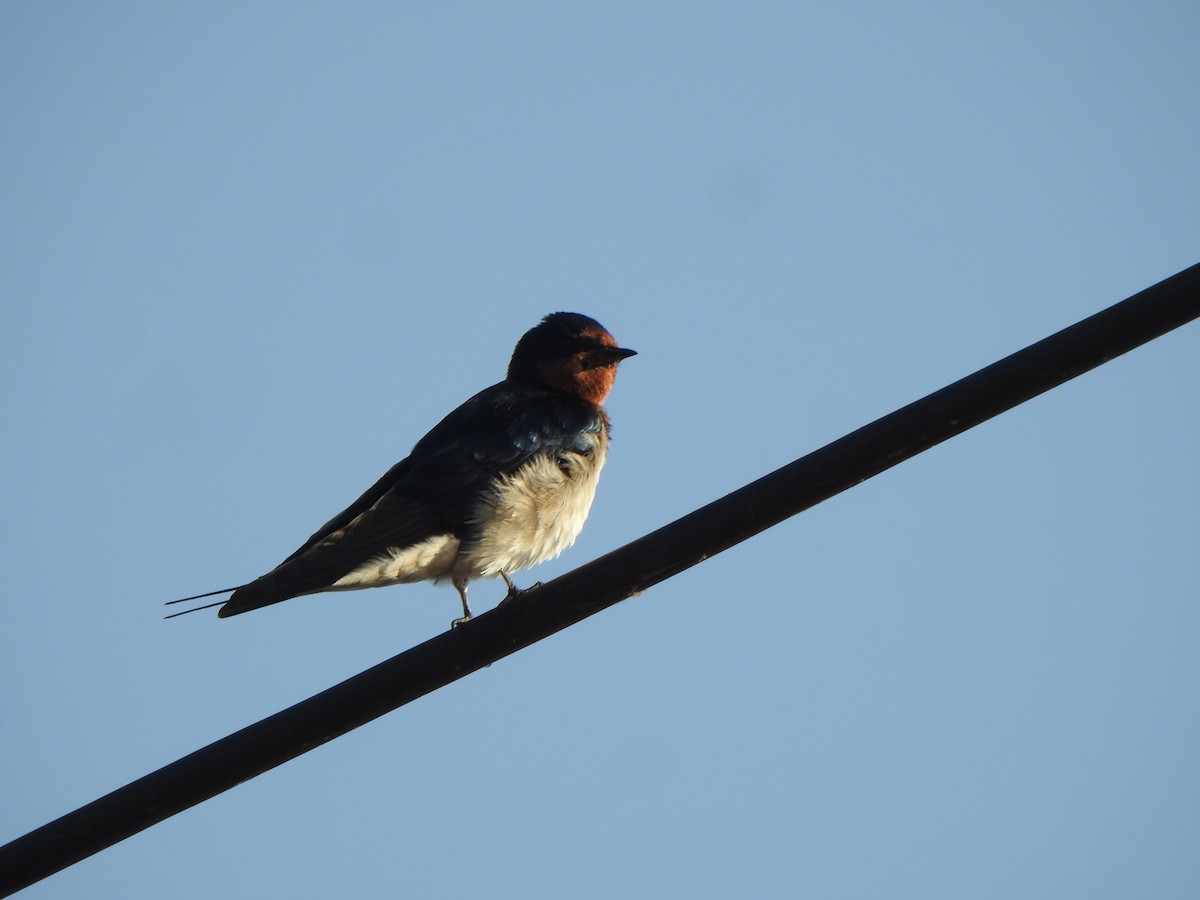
[2,262,1198,896]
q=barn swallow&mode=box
[165,312,635,626]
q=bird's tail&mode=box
[163,586,243,619]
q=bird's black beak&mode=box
[581,345,636,371]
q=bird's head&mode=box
[508,312,637,405]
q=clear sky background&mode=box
[3,3,1199,898]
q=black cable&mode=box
[2,262,1197,896]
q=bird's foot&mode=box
[497,580,542,609]
[451,613,473,629]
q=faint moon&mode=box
[707,164,768,222]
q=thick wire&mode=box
[2,262,1197,897]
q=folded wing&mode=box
[217,383,605,617]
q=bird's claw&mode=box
[451,614,473,629]
[497,580,542,609]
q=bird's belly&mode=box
[456,437,607,579]
[332,533,461,589]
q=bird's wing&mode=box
[218,384,605,617]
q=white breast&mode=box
[455,428,609,580]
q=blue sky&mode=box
[3,3,1199,897]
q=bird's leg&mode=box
[499,570,519,600]
[451,576,473,628]
[497,570,543,608]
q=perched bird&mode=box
[166,312,636,626]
